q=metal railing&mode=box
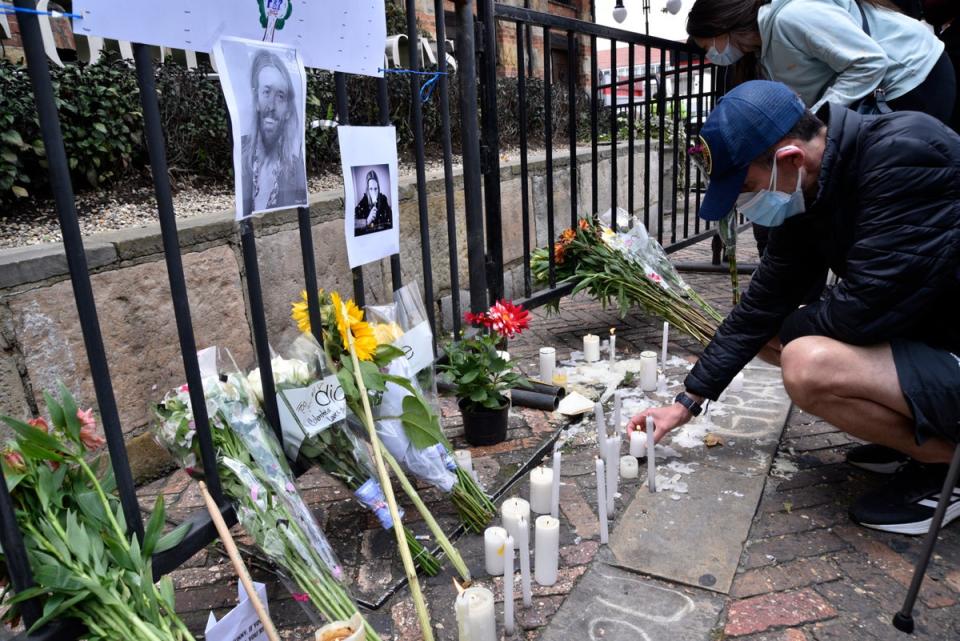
[476,4,723,309]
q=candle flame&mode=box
[610,327,616,335]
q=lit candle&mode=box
[583,334,600,362]
[454,449,473,475]
[455,586,497,641]
[609,328,617,363]
[629,430,647,457]
[640,350,658,391]
[517,516,532,606]
[483,526,508,576]
[605,434,619,514]
[595,457,609,544]
[612,390,622,435]
[529,466,554,514]
[620,455,639,479]
[503,535,515,634]
[661,321,670,365]
[646,416,657,493]
[550,446,561,518]
[730,371,745,392]
[501,497,530,549]
[539,347,556,384]
[534,515,560,586]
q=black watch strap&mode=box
[674,391,703,417]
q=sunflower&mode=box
[291,289,324,334]
[331,291,378,361]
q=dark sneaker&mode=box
[850,462,960,535]
[846,443,910,474]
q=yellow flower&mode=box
[291,289,324,334]
[371,321,404,345]
[331,291,377,361]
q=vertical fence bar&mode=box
[544,25,556,289]
[378,77,404,293]
[670,48,681,244]
[298,207,324,345]
[14,0,143,540]
[132,44,224,501]
[335,72,366,307]
[656,47,667,245]
[695,57,705,232]
[479,0,504,304]
[0,468,42,627]
[567,30,578,228]
[683,54,694,239]
[590,35,598,217]
[609,39,617,228]
[407,0,438,335]
[644,45,651,232]
[627,44,635,226]
[518,22,533,299]
[455,0,488,314]
[435,0,461,334]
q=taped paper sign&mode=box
[205,582,270,641]
[74,0,387,76]
[277,374,346,459]
[395,321,433,375]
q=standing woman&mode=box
[687,0,956,123]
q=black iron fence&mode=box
[0,1,722,638]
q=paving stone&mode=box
[731,558,842,599]
[725,589,837,637]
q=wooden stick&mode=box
[198,481,282,641]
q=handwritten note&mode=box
[205,582,269,641]
[278,374,346,459]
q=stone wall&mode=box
[0,144,669,445]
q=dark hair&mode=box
[364,170,380,189]
[755,110,825,165]
[688,0,900,39]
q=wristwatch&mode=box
[674,391,703,417]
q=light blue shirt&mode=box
[758,0,944,111]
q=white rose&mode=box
[246,368,265,404]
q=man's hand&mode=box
[626,402,694,445]
[366,206,378,225]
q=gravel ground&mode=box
[0,146,565,250]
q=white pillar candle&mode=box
[501,497,530,548]
[629,430,647,457]
[539,347,556,384]
[657,373,668,393]
[483,526,508,576]
[612,390,622,435]
[529,466,554,514]
[550,447,561,518]
[639,350,658,392]
[517,516,532,606]
[583,334,600,362]
[503,535,515,635]
[595,457,609,544]
[609,328,617,363]
[646,416,657,493]
[534,515,560,586]
[455,586,497,641]
[730,371,745,392]
[605,435,619,514]
[620,455,639,479]
[661,321,670,365]
[454,449,473,474]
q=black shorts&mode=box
[891,339,960,444]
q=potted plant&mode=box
[440,300,531,445]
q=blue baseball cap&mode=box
[694,81,806,221]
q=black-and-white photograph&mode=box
[351,164,393,237]
[214,37,308,220]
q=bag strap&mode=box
[853,0,892,112]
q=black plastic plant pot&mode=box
[459,397,510,446]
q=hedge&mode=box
[0,56,606,208]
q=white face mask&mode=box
[706,38,745,66]
[736,146,807,227]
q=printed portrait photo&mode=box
[351,164,393,237]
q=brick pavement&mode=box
[138,230,960,640]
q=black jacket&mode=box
[685,104,960,400]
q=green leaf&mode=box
[58,384,82,442]
[43,391,65,433]
[93,123,108,134]
[17,440,65,463]
[1,130,23,147]
[141,495,166,559]
[2,414,67,454]
[10,185,28,199]
[399,395,448,451]
[157,576,175,609]
[154,520,192,554]
[28,592,87,631]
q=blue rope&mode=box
[0,3,83,19]
[379,67,447,103]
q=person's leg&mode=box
[780,336,955,464]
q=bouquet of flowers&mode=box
[246,335,441,575]
[152,351,381,640]
[291,289,496,535]
[531,211,723,345]
[0,386,194,640]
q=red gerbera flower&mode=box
[486,300,530,338]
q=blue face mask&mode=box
[736,148,806,227]
[706,38,745,66]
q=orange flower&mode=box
[578,218,590,231]
[560,227,576,242]
[27,417,49,433]
[553,242,567,264]
[3,449,25,473]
